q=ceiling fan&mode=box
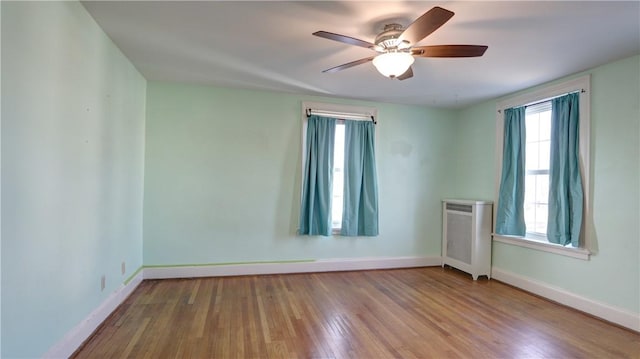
[313,6,487,80]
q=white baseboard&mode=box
[143,256,441,279]
[492,267,640,332]
[43,270,144,359]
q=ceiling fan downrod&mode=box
[374,23,411,51]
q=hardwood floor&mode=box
[73,267,639,358]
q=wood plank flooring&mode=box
[73,267,640,358]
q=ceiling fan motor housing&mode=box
[374,23,411,51]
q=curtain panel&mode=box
[548,92,583,246]
[298,115,336,236]
[341,120,379,236]
[496,106,527,236]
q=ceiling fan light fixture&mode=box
[372,52,415,78]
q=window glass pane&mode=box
[538,140,550,170]
[331,124,345,229]
[526,142,539,170]
[536,174,549,205]
[533,204,548,234]
[524,175,535,204]
[526,114,539,142]
[333,125,345,170]
[331,171,343,228]
[523,201,534,233]
[539,110,551,141]
[525,171,550,235]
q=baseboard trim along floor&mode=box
[44,270,144,358]
[492,267,640,332]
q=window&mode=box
[494,76,591,260]
[331,122,345,230]
[524,102,551,237]
[299,101,379,237]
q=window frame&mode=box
[300,101,378,235]
[494,75,591,260]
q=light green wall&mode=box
[143,82,456,265]
[1,2,146,357]
[2,1,637,356]
[445,100,498,200]
[452,55,640,314]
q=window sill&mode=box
[492,234,591,260]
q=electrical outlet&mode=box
[101,275,106,291]
[121,261,126,275]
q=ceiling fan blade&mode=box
[399,6,454,45]
[411,45,488,58]
[397,67,414,80]
[313,31,375,49]
[322,56,375,73]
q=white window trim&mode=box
[493,235,591,260]
[494,75,591,260]
[300,101,378,235]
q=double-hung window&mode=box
[494,76,591,260]
[524,102,551,237]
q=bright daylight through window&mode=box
[524,102,551,237]
[331,123,345,230]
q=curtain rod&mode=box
[306,108,377,124]
[498,89,586,114]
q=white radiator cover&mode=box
[442,199,493,280]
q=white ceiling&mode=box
[82,1,640,108]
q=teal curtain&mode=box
[548,93,583,246]
[341,120,379,236]
[298,115,336,236]
[496,107,527,236]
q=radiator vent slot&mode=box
[446,203,472,212]
[446,212,473,264]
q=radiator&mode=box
[442,200,493,280]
